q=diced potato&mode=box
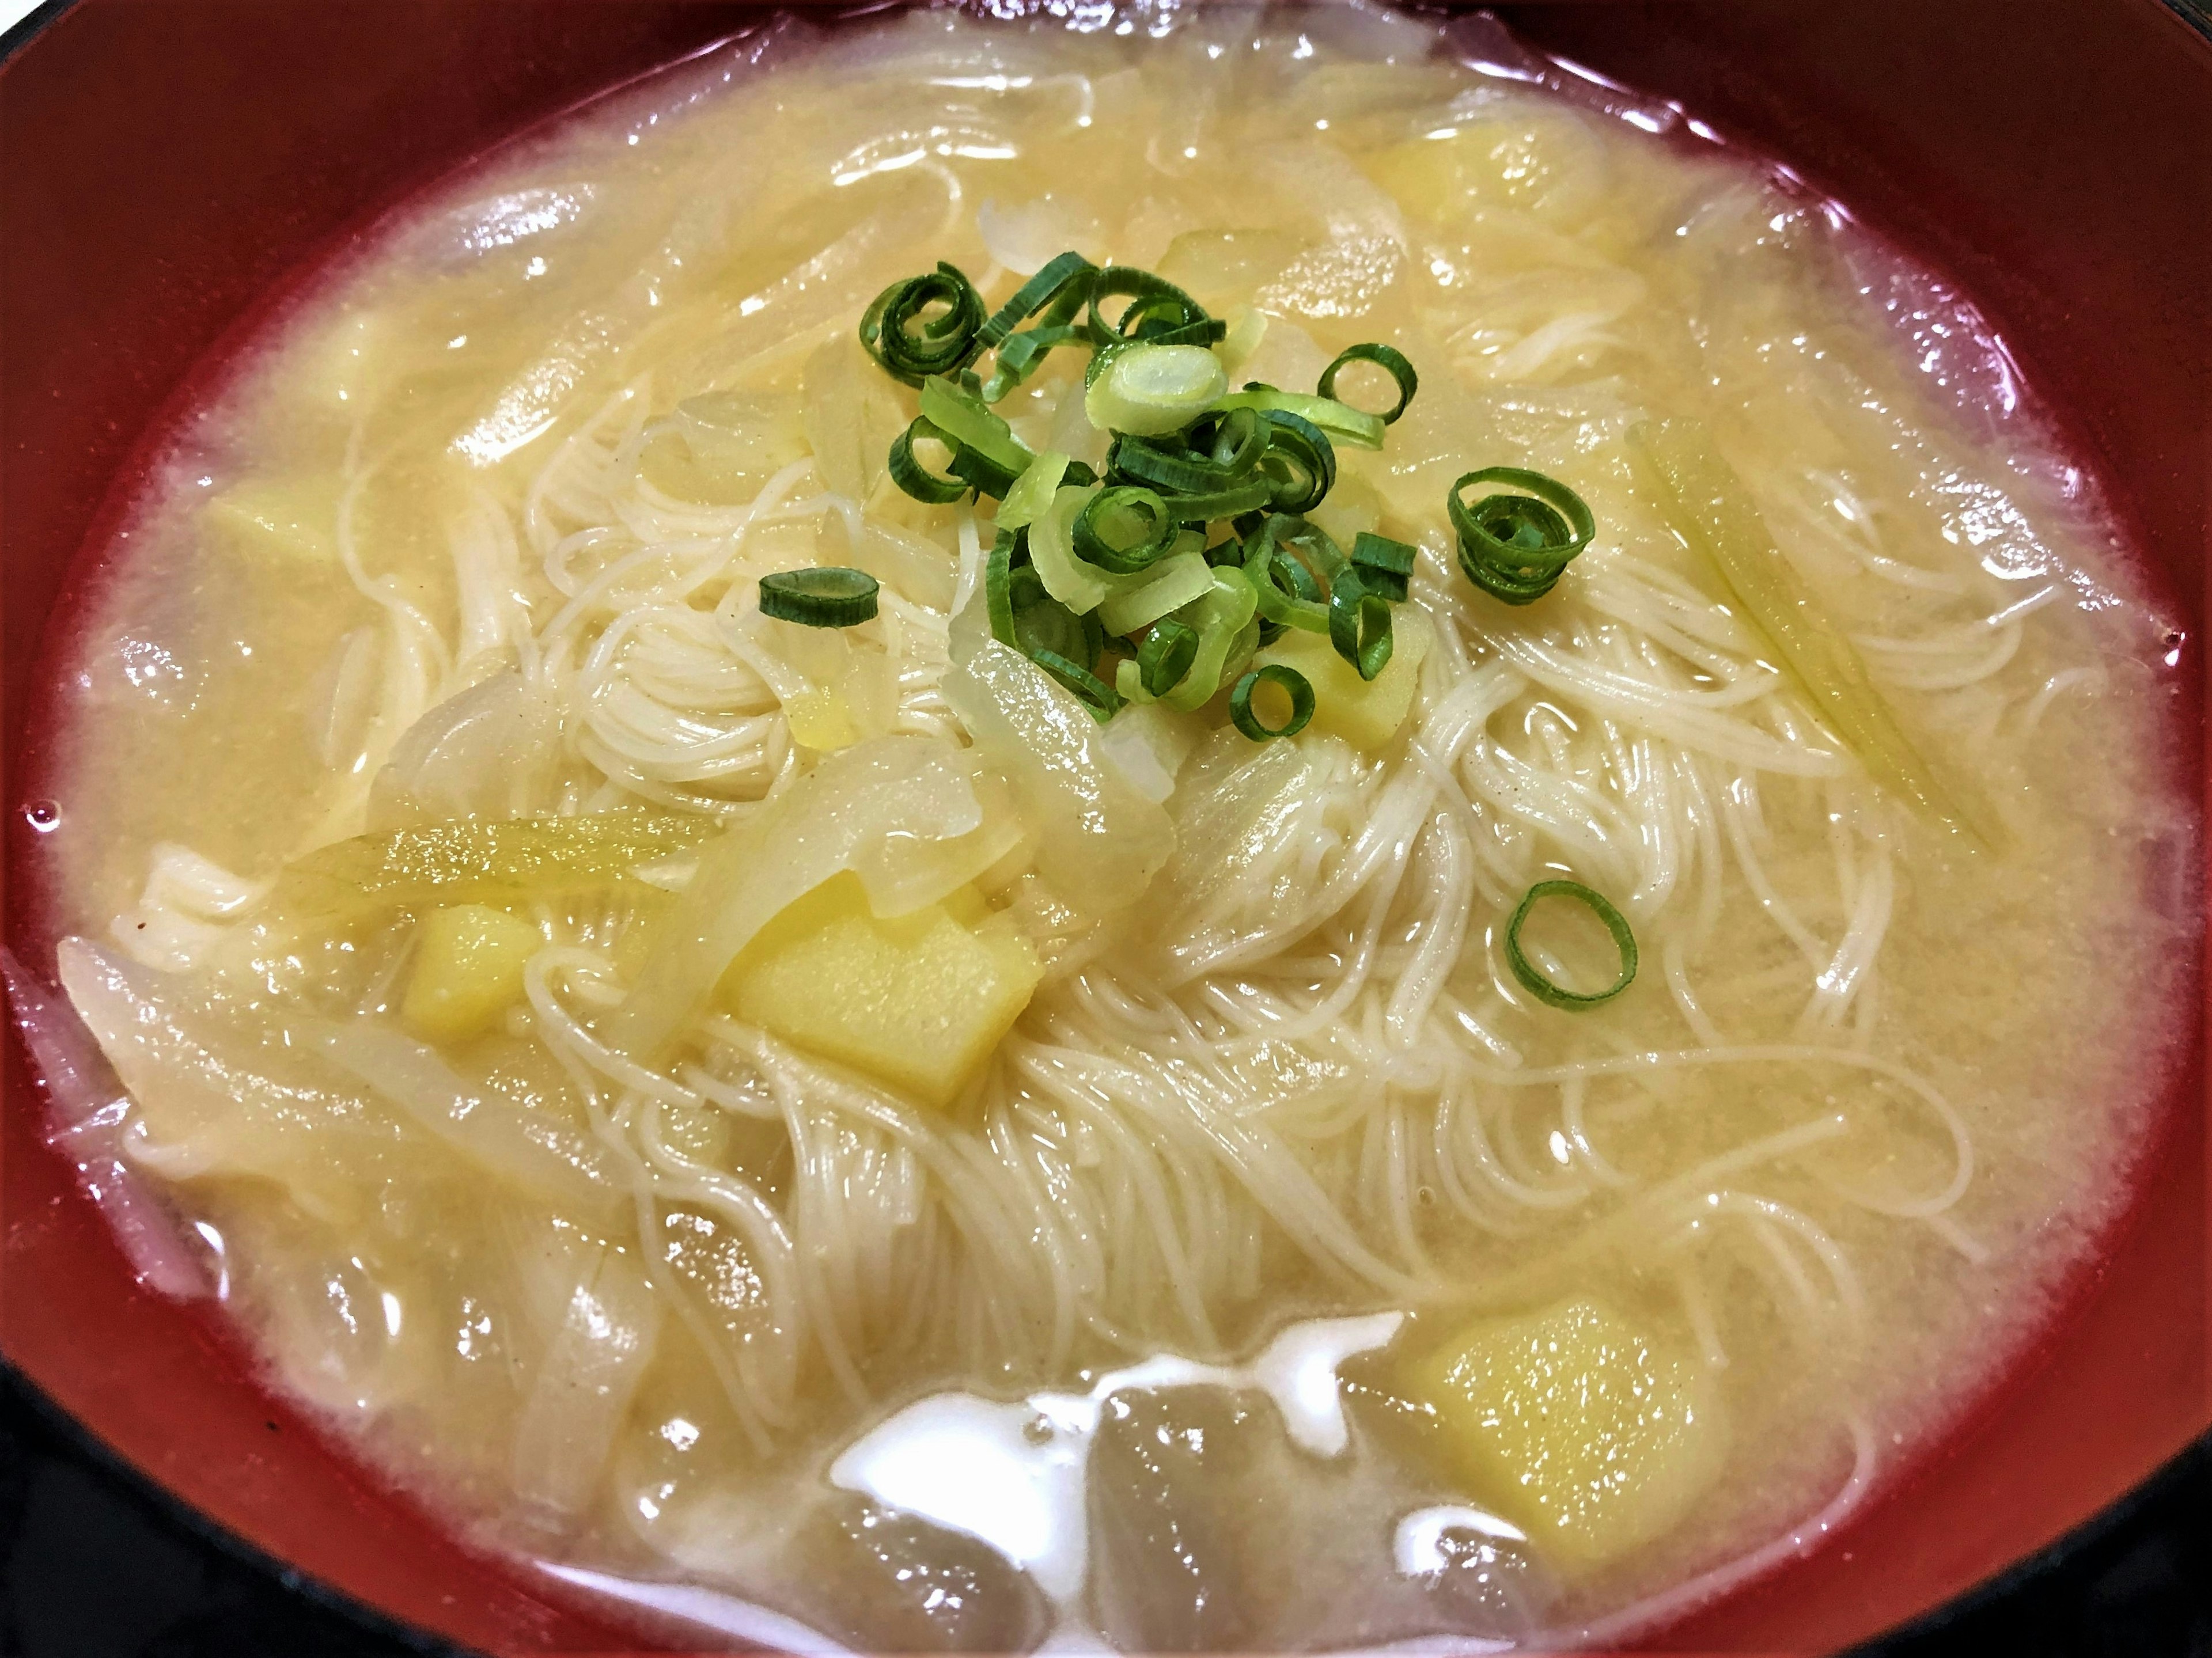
[202,478,337,564]
[722,872,1040,1109]
[1255,604,1431,753]
[1406,1299,1727,1566]
[402,904,543,1043]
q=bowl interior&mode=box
[2,2,2205,1652]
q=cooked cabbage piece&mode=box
[722,873,1040,1110]
[1405,1299,1728,1566]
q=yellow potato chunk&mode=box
[723,874,1040,1109]
[1256,604,1431,753]
[401,904,542,1044]
[1406,1299,1727,1566]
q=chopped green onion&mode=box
[859,263,986,387]
[1138,619,1201,696]
[1214,386,1384,450]
[986,527,1020,646]
[1010,569,1093,665]
[888,417,968,504]
[997,450,1071,530]
[977,251,1096,350]
[1328,568,1394,680]
[1257,410,1338,514]
[1084,343,1229,438]
[1449,466,1594,605]
[919,377,1032,476]
[1074,485,1178,574]
[1031,648,1123,722]
[759,567,880,628]
[1503,879,1638,1010]
[1242,515,1332,633]
[1230,664,1315,741]
[1350,530,1416,603]
[1165,478,1275,523]
[1162,569,1260,712]
[1318,343,1419,426]
[1086,267,1217,349]
[1096,545,1214,636]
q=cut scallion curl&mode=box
[1032,648,1123,723]
[1230,664,1315,741]
[1318,343,1419,426]
[1504,879,1638,1010]
[1074,485,1178,574]
[1085,266,1218,350]
[1328,568,1394,680]
[1138,619,1201,696]
[1242,516,1331,634]
[1257,410,1337,514]
[1350,530,1416,604]
[986,528,1020,647]
[889,418,969,504]
[859,263,986,386]
[1214,385,1384,450]
[760,567,880,628]
[1450,466,1594,605]
[1085,343,1229,438]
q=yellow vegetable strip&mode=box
[274,811,717,921]
[1628,419,1985,844]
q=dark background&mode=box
[2,1362,2208,1657]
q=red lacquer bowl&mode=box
[1,2,2205,1652]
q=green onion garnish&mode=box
[1085,266,1221,350]
[1230,663,1315,741]
[1074,485,1178,574]
[1214,384,1384,451]
[1241,515,1332,634]
[860,263,986,388]
[1256,410,1337,514]
[1137,618,1201,696]
[1084,342,1229,438]
[888,417,969,504]
[1450,466,1594,606]
[1350,530,1416,604]
[1318,343,1419,426]
[1328,568,1393,680]
[759,567,880,628]
[1503,879,1638,1010]
[986,527,1020,647]
[1031,648,1123,723]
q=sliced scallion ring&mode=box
[760,567,880,628]
[1137,619,1200,697]
[1328,568,1394,680]
[1229,663,1315,741]
[1350,530,1417,604]
[1450,466,1595,606]
[889,416,968,504]
[1318,342,1419,425]
[1031,648,1123,723]
[1074,485,1178,574]
[1503,879,1638,1010]
[986,528,1020,647]
[859,263,986,386]
[1257,410,1337,514]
